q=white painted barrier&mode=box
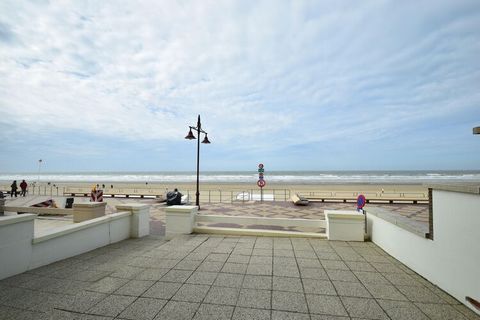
[0,203,150,280]
[165,205,197,239]
[325,210,365,241]
[367,188,480,315]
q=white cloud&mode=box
[0,0,479,155]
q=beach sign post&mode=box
[257,163,266,202]
[357,194,366,213]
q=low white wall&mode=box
[0,203,150,280]
[367,189,480,315]
[0,215,35,280]
[31,212,131,269]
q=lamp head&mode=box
[201,134,211,144]
[185,128,196,140]
[473,126,480,135]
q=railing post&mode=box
[427,188,434,239]
[208,190,211,203]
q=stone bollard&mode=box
[73,202,107,223]
[115,204,151,238]
[325,210,365,241]
[165,205,198,239]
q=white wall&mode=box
[0,204,150,280]
[0,215,35,280]
[368,190,480,315]
[30,213,131,269]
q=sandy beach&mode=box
[0,181,428,194]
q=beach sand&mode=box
[1,181,428,196]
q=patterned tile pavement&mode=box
[1,234,478,319]
[150,201,429,236]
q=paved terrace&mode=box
[1,235,478,320]
[148,201,429,236]
[2,196,429,236]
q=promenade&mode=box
[1,234,477,320]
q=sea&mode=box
[1,171,480,185]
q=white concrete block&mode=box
[165,205,198,239]
[73,202,106,222]
[116,204,151,238]
[325,210,365,241]
[0,214,35,279]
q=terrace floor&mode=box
[3,196,429,237]
[1,234,478,320]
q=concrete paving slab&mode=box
[232,307,270,320]
[204,286,240,306]
[272,276,303,292]
[142,281,182,299]
[340,296,389,319]
[272,291,308,313]
[1,234,477,320]
[172,283,210,303]
[214,273,244,288]
[193,303,234,320]
[114,280,155,296]
[117,297,167,320]
[306,294,348,316]
[237,288,271,309]
[272,310,310,320]
[88,294,136,317]
[377,299,429,320]
[153,300,198,320]
[302,279,336,295]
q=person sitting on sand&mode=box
[20,180,28,197]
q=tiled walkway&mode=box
[1,235,478,319]
[149,201,429,236]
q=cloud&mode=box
[0,0,479,170]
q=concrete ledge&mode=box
[429,184,480,195]
[116,203,150,211]
[367,207,428,238]
[194,226,327,238]
[4,206,72,215]
[165,205,198,213]
[196,214,326,228]
[33,212,131,243]
[0,214,36,226]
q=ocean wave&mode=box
[1,171,480,184]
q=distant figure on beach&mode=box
[111,184,114,188]
[20,180,28,197]
[10,180,18,197]
[102,184,105,189]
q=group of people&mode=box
[10,180,28,197]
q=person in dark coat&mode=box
[10,180,18,197]
[20,180,28,197]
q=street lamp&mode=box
[37,159,43,183]
[473,126,480,135]
[185,115,211,209]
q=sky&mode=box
[0,0,479,172]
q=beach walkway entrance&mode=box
[1,234,476,319]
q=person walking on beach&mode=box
[10,180,18,197]
[20,180,28,197]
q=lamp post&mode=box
[473,126,480,135]
[185,115,211,209]
[37,159,43,184]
